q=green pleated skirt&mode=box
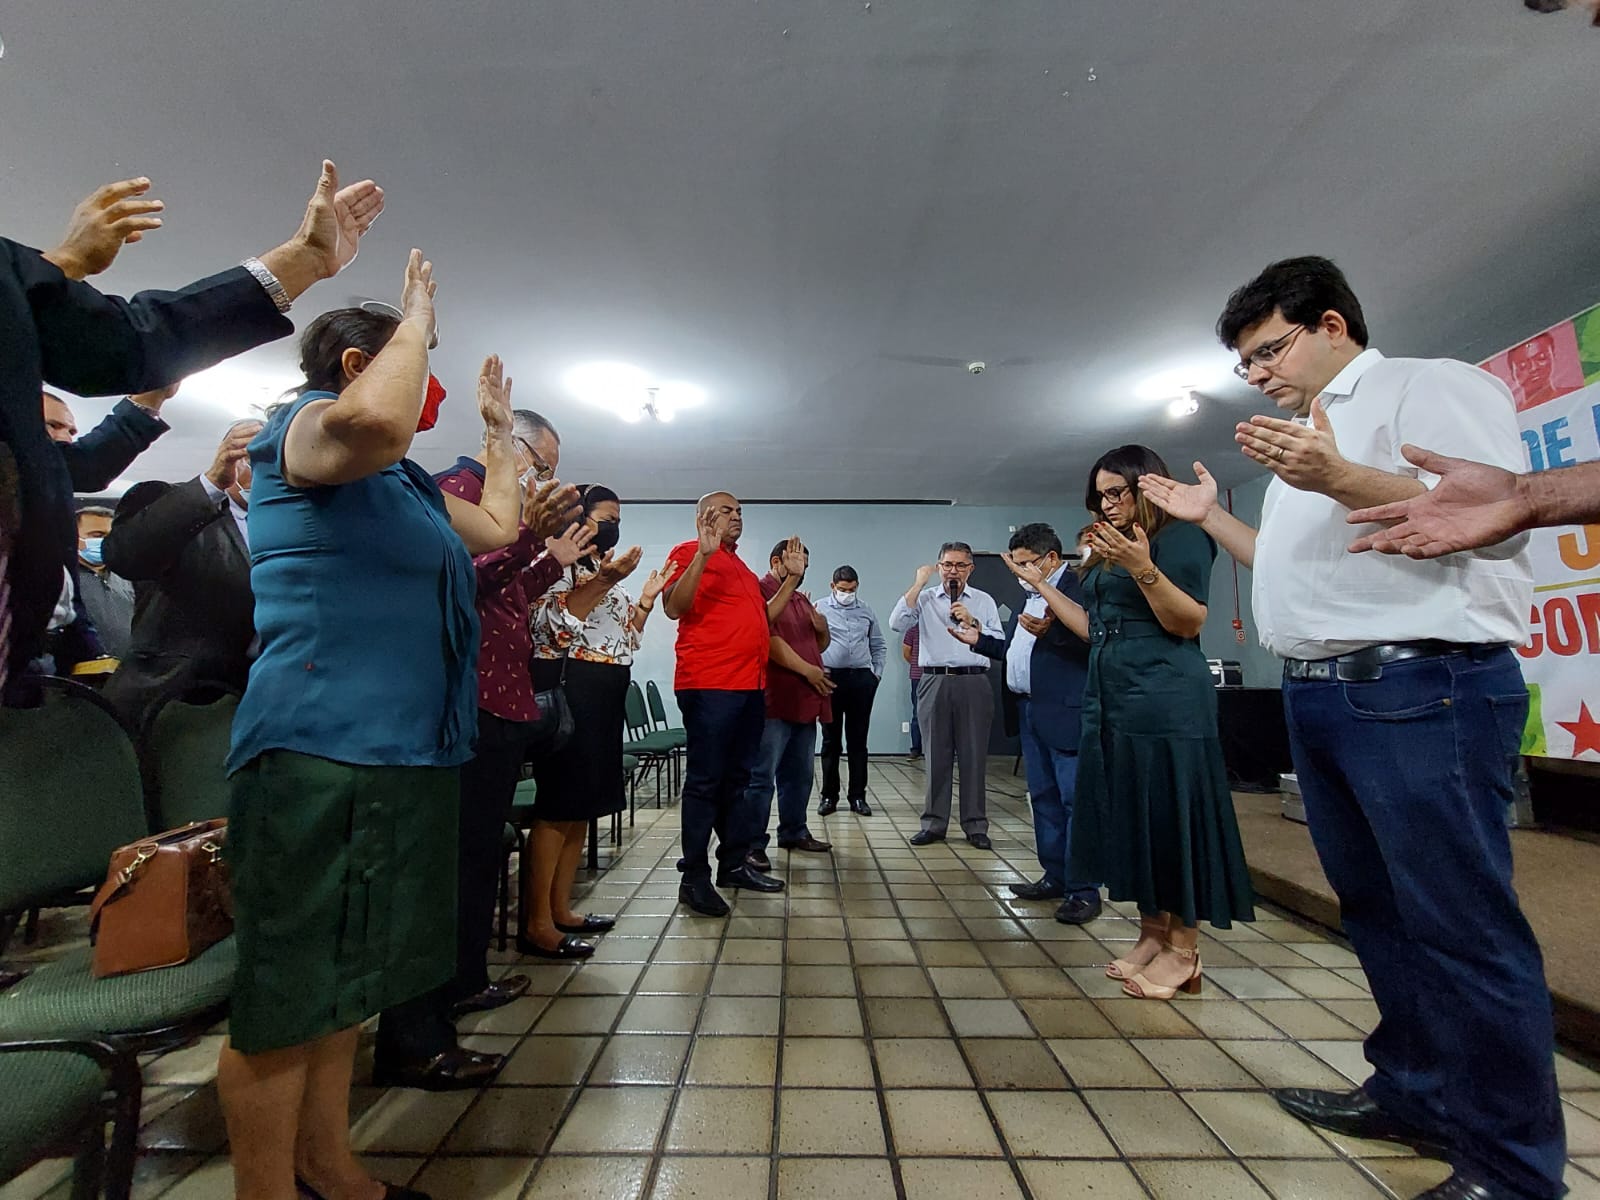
[1067,636,1255,928]
[227,750,459,1054]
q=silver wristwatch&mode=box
[241,256,292,314]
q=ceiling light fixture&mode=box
[1167,391,1200,419]
[566,362,704,423]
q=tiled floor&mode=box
[6,760,1600,1200]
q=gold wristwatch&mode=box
[1135,566,1159,586]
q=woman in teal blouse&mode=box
[1007,444,1254,1002]
[218,252,525,1200]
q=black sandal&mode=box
[515,933,595,960]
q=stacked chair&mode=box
[623,681,680,805]
[0,678,240,1199]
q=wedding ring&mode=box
[1273,445,1285,460]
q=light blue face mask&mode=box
[81,537,104,566]
[236,487,250,506]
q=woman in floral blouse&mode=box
[520,485,678,956]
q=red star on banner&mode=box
[1557,702,1600,759]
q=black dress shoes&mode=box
[1009,878,1066,900]
[371,1046,505,1091]
[817,797,839,816]
[679,878,731,916]
[746,850,773,872]
[778,835,832,853]
[967,833,993,850]
[515,934,595,960]
[909,830,945,846]
[717,864,786,893]
[1415,1173,1515,1199]
[556,914,617,935]
[447,974,530,1020]
[1274,1086,1450,1158]
[848,798,872,815]
[1054,895,1103,925]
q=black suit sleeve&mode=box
[59,399,168,493]
[8,240,294,398]
[972,632,1006,660]
[102,477,227,582]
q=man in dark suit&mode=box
[1,162,384,695]
[101,419,262,732]
[998,523,1101,924]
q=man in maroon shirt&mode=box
[663,492,798,915]
[746,539,836,867]
[374,407,582,1091]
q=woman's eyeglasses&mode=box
[1099,484,1133,505]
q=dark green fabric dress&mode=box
[1066,521,1255,928]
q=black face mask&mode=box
[590,518,621,555]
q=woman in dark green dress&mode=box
[1005,444,1253,1000]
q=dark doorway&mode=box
[969,552,1021,759]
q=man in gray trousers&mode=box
[889,542,1004,850]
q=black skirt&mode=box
[529,656,630,822]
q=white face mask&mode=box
[833,589,857,606]
[1018,579,1038,594]
[1079,544,1093,564]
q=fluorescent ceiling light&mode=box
[1167,392,1200,418]
[178,360,301,419]
[565,362,705,423]
[1133,351,1236,403]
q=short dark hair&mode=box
[770,539,809,563]
[1215,256,1369,350]
[1008,523,1062,558]
[832,565,858,584]
[76,505,114,522]
[295,307,401,396]
[1085,444,1174,539]
[938,541,974,562]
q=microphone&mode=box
[946,577,962,625]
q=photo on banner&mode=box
[1481,302,1600,762]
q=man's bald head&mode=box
[697,491,737,518]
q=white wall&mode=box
[1198,475,1281,688]
[612,501,1088,752]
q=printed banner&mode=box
[1481,302,1600,761]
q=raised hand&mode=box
[1346,445,1534,559]
[913,564,936,589]
[401,249,437,343]
[292,160,384,280]
[205,420,264,492]
[1236,399,1347,493]
[1000,550,1047,589]
[546,522,596,567]
[947,623,981,646]
[477,355,513,441]
[639,559,682,603]
[780,535,807,577]
[1088,521,1154,575]
[523,479,583,540]
[1139,461,1218,524]
[130,381,183,413]
[597,544,644,585]
[696,508,724,556]
[45,177,166,279]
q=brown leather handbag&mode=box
[88,819,234,978]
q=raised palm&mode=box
[296,161,384,278]
[1347,446,1533,559]
[1139,462,1217,524]
[477,355,513,440]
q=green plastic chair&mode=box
[0,1038,142,1200]
[643,681,688,796]
[0,678,147,952]
[624,682,677,805]
[141,688,240,830]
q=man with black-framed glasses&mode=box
[1141,256,1560,1200]
[889,541,1004,850]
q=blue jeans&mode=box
[1016,697,1097,901]
[747,718,817,852]
[1283,647,1564,1200]
[909,678,923,753]
[676,689,766,880]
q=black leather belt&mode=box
[923,666,988,676]
[1088,617,1169,643]
[1282,640,1478,683]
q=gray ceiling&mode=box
[5,0,1599,503]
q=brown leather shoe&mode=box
[778,835,832,853]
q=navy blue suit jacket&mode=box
[991,573,1091,754]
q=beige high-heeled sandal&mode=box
[1106,923,1169,979]
[1121,944,1201,999]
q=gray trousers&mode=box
[916,672,994,836]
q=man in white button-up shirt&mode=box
[889,541,1004,850]
[1142,257,1561,1200]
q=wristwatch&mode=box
[1135,566,1160,586]
[241,256,292,314]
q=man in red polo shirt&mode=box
[663,491,793,915]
